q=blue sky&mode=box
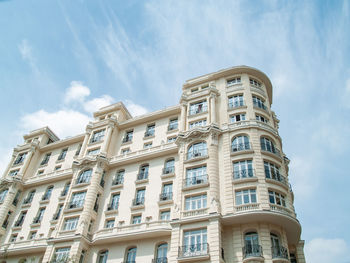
[0,1,349,261]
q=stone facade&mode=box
[0,66,306,263]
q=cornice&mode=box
[176,124,221,145]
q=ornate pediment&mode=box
[176,124,221,145]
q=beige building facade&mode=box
[0,66,306,263]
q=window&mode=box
[168,118,178,131]
[230,113,246,123]
[87,148,100,155]
[145,124,155,137]
[12,190,21,206]
[28,231,37,240]
[53,247,70,262]
[182,229,208,257]
[290,253,297,263]
[264,161,284,183]
[132,215,141,224]
[90,129,105,143]
[23,190,35,204]
[105,219,115,228]
[69,192,86,208]
[156,243,168,262]
[37,169,44,176]
[108,194,120,210]
[123,130,133,143]
[235,189,257,205]
[0,189,8,203]
[191,87,199,93]
[93,194,100,212]
[113,170,124,185]
[160,183,173,201]
[13,152,27,165]
[232,135,250,152]
[201,85,209,90]
[126,247,137,262]
[189,119,207,129]
[53,204,63,220]
[227,77,241,85]
[250,78,262,87]
[75,144,82,156]
[189,101,208,115]
[260,137,280,156]
[2,211,12,228]
[15,211,27,227]
[252,96,267,110]
[256,114,268,123]
[163,159,175,174]
[61,183,71,196]
[187,142,207,160]
[10,234,17,242]
[8,169,19,177]
[167,136,177,143]
[134,189,145,205]
[185,194,207,210]
[98,250,109,263]
[76,169,92,184]
[42,186,54,200]
[244,232,262,258]
[271,233,287,259]
[33,207,45,223]
[79,250,86,263]
[121,148,130,154]
[144,142,153,149]
[63,217,79,230]
[40,153,51,165]
[233,160,253,179]
[55,165,61,171]
[57,148,68,161]
[228,95,244,108]
[137,164,149,180]
[160,210,170,221]
[186,166,207,186]
[269,191,286,207]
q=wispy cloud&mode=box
[305,238,350,263]
[18,39,39,74]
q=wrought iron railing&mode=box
[184,174,208,187]
[178,243,209,258]
[233,168,254,179]
[187,149,208,160]
[271,245,289,259]
[137,172,148,180]
[242,245,263,259]
[163,166,175,174]
[67,200,84,209]
[232,142,251,152]
[132,197,145,206]
[159,192,173,201]
[152,258,168,263]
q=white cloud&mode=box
[305,238,350,263]
[83,95,115,113]
[20,109,90,138]
[18,39,39,74]
[64,81,91,104]
[124,100,148,117]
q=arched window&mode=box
[156,243,168,262]
[243,232,262,258]
[271,233,288,259]
[232,135,250,152]
[97,250,108,263]
[42,186,54,200]
[163,159,175,174]
[138,164,149,180]
[77,169,92,184]
[126,247,137,262]
[260,137,280,156]
[187,142,207,160]
[0,189,8,202]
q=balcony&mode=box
[152,258,168,263]
[182,208,208,217]
[266,173,288,188]
[184,174,208,188]
[187,149,208,160]
[272,245,289,260]
[228,100,245,109]
[162,166,175,175]
[178,243,209,259]
[233,168,254,180]
[132,197,145,206]
[231,142,251,153]
[159,192,173,202]
[189,105,208,116]
[234,203,260,213]
[242,245,263,259]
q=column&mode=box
[18,147,35,176]
[168,223,181,263]
[210,94,217,124]
[42,244,55,263]
[0,183,17,225]
[208,217,221,263]
[296,240,306,263]
[208,133,220,214]
[180,103,187,132]
[79,129,92,158]
[100,124,114,156]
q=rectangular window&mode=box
[250,78,262,87]
[168,118,178,131]
[53,204,63,220]
[189,119,207,129]
[233,160,253,179]
[61,183,70,196]
[63,217,79,230]
[167,136,177,143]
[33,207,46,223]
[28,231,37,240]
[10,234,17,242]
[54,247,70,262]
[185,194,207,210]
[143,142,153,149]
[15,211,27,227]
[12,190,21,206]
[230,113,246,123]
[186,166,207,186]
[123,130,133,143]
[160,183,173,200]
[134,189,145,205]
[145,124,155,137]
[108,194,120,211]
[264,162,282,181]
[113,170,124,185]
[40,153,51,165]
[106,219,115,228]
[132,215,142,224]
[90,129,105,143]
[121,148,130,154]
[256,115,268,123]
[253,96,267,110]
[87,148,100,155]
[0,189,8,203]
[189,101,208,115]
[8,169,19,177]
[228,95,244,108]
[160,210,170,221]
[13,152,27,165]
[183,229,208,256]
[235,189,257,205]
[75,144,82,156]
[57,148,68,161]
[70,192,86,208]
[269,191,286,207]
[227,77,241,85]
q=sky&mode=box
[0,0,349,262]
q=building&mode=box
[0,66,306,263]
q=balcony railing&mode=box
[137,172,148,181]
[266,172,288,186]
[253,101,267,111]
[159,192,173,201]
[242,245,263,259]
[67,201,84,209]
[184,174,208,187]
[178,243,209,258]
[23,198,32,204]
[112,178,124,185]
[76,177,91,185]
[132,197,145,206]
[14,219,24,227]
[163,166,175,174]
[271,245,289,259]
[152,258,168,263]
[32,216,42,224]
[187,149,208,160]
[107,202,119,211]
[228,100,245,108]
[122,136,132,143]
[231,142,251,152]
[189,105,208,115]
[261,143,281,157]
[144,131,155,137]
[233,168,254,180]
